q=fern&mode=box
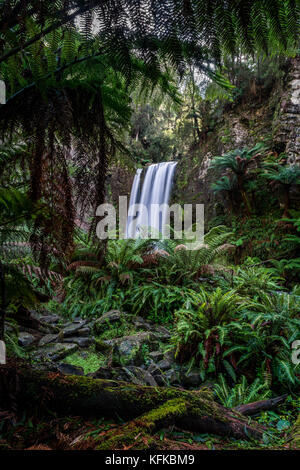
[157,225,234,285]
[214,374,271,408]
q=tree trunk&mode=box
[0,361,265,449]
[237,175,251,216]
[282,186,290,218]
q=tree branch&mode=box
[0,0,100,65]
[4,50,105,105]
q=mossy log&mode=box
[291,413,300,449]
[234,395,288,416]
[0,362,264,447]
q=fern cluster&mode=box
[170,268,300,389]
[214,374,271,408]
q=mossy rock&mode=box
[36,342,78,361]
[94,339,112,353]
[93,310,125,334]
[111,332,159,367]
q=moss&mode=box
[95,392,232,450]
[292,413,300,449]
[143,398,187,426]
[94,339,112,353]
[96,398,188,450]
[64,348,107,374]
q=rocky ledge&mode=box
[11,309,205,389]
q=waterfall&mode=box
[126,161,177,238]
[126,168,142,238]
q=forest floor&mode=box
[1,304,299,451]
[0,411,298,450]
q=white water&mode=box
[126,161,177,238]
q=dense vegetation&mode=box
[0,0,299,451]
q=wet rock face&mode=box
[173,57,300,224]
[273,56,300,165]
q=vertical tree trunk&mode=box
[237,175,251,216]
[92,87,108,260]
[282,186,290,218]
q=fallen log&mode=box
[0,361,264,448]
[291,413,300,449]
[234,395,288,416]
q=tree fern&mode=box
[158,225,234,284]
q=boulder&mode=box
[181,368,202,388]
[36,343,78,361]
[163,349,176,363]
[63,337,93,348]
[77,327,91,336]
[164,368,181,386]
[153,325,171,339]
[62,322,87,337]
[18,332,36,347]
[133,316,152,331]
[124,366,158,386]
[57,363,84,376]
[39,314,60,324]
[148,351,164,362]
[93,310,124,334]
[94,339,112,353]
[38,334,59,346]
[147,363,166,386]
[156,359,172,371]
[70,318,88,324]
[91,366,158,387]
[111,332,159,366]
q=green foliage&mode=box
[233,266,283,299]
[210,143,269,215]
[210,143,267,175]
[0,187,47,314]
[4,319,26,359]
[262,165,300,187]
[65,348,107,374]
[214,375,271,408]
[1,0,300,418]
[171,288,243,370]
[157,225,234,285]
[68,238,151,285]
[211,175,237,194]
[231,215,292,261]
[128,283,190,324]
[223,291,300,389]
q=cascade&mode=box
[126,161,177,238]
